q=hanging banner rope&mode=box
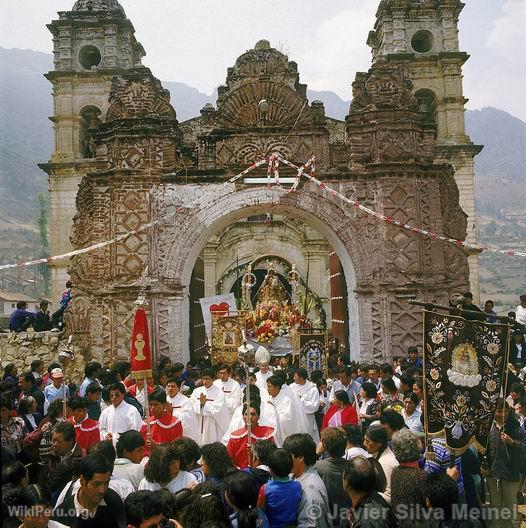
[1,154,524,271]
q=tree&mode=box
[37,193,50,296]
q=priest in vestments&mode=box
[166,377,197,441]
[266,374,309,441]
[226,403,275,468]
[213,364,242,419]
[190,367,230,446]
[290,368,321,443]
[67,396,100,451]
[141,389,183,455]
[254,346,273,391]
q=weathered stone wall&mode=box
[0,332,86,383]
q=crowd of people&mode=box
[1,293,525,527]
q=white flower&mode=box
[486,342,499,355]
[486,379,497,392]
[431,332,444,344]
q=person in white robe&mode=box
[266,374,309,441]
[222,384,284,447]
[254,345,273,391]
[290,368,321,443]
[213,364,242,419]
[99,383,143,446]
[165,377,197,441]
[190,367,230,446]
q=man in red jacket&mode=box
[67,396,100,450]
[140,388,183,455]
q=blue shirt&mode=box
[44,384,70,410]
[261,478,302,528]
[9,309,35,331]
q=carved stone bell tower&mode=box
[367,0,482,302]
[40,0,145,300]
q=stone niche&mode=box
[0,332,87,383]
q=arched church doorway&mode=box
[155,184,362,365]
[187,209,351,365]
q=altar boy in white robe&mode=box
[290,367,321,443]
[266,373,309,441]
[165,376,197,441]
[190,367,230,446]
[99,382,143,446]
[213,364,242,419]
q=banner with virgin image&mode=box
[423,310,511,452]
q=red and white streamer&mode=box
[1,154,524,271]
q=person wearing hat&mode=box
[254,346,273,391]
[43,367,70,415]
[516,294,526,330]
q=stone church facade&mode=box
[41,0,478,365]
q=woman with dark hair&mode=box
[182,481,230,528]
[10,484,65,528]
[485,400,526,527]
[402,392,423,433]
[224,471,269,528]
[139,443,197,492]
[364,424,399,504]
[412,379,424,412]
[18,396,42,433]
[358,382,379,430]
[0,395,27,456]
[322,390,358,430]
[2,460,29,487]
[201,442,237,484]
[380,378,402,409]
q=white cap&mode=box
[51,367,64,379]
[255,345,271,365]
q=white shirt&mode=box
[138,471,197,492]
[190,384,230,446]
[99,400,143,445]
[113,458,145,490]
[403,409,423,433]
[213,377,242,417]
[516,305,526,326]
[167,391,198,441]
[344,447,370,459]
[290,380,321,443]
[54,476,134,508]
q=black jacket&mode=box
[33,310,53,332]
[24,384,45,415]
[52,482,125,528]
[340,492,397,528]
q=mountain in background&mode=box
[1,47,524,306]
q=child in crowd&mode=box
[257,448,302,528]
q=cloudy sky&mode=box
[1,0,525,120]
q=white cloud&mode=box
[487,0,526,56]
[296,2,377,100]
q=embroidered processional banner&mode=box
[423,310,511,453]
[211,312,246,366]
[298,330,328,378]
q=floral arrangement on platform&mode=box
[245,301,311,343]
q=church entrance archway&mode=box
[153,184,365,364]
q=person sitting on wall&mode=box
[8,301,35,332]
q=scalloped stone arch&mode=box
[157,184,370,360]
[215,82,311,128]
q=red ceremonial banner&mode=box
[130,308,153,379]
